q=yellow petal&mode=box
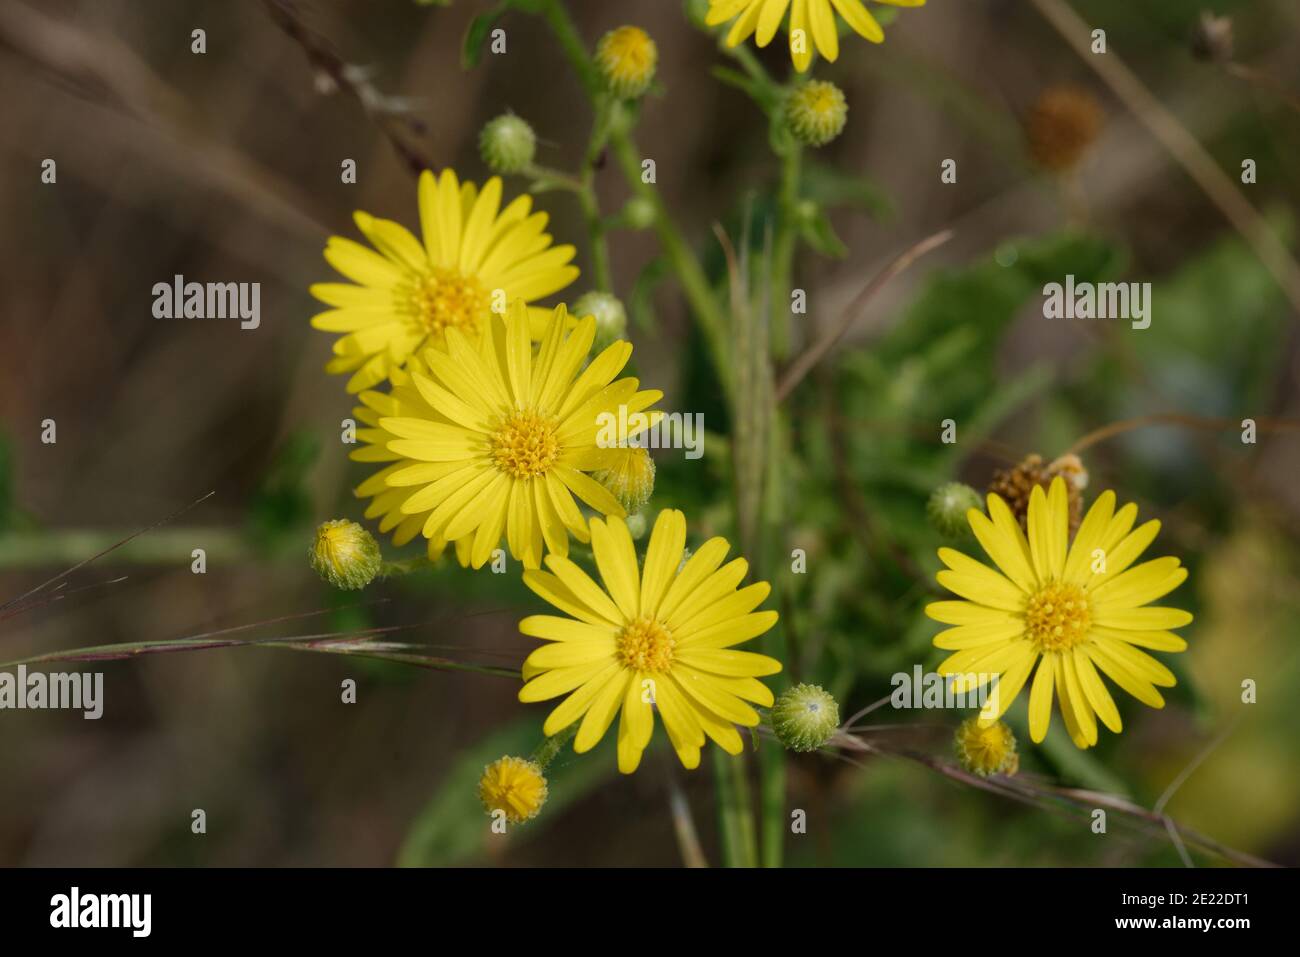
[1073,647,1122,733]
[1092,605,1193,632]
[590,516,640,619]
[1028,654,1056,742]
[925,601,1014,626]
[574,670,630,753]
[522,569,621,627]
[829,0,883,42]
[1085,643,1165,709]
[1063,490,1115,584]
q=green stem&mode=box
[770,144,802,359]
[535,0,732,399]
[531,721,580,769]
[539,0,601,96]
[0,527,252,567]
[579,98,615,292]
[712,750,758,867]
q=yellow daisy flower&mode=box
[706,0,927,72]
[927,477,1192,750]
[310,169,579,393]
[349,359,471,566]
[518,509,783,773]
[354,300,661,570]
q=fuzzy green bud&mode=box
[625,510,648,541]
[572,291,628,355]
[622,195,657,230]
[927,482,982,539]
[594,447,656,514]
[478,113,536,174]
[785,80,848,148]
[771,683,840,752]
[310,519,382,590]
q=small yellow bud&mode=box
[596,26,658,99]
[954,717,1018,777]
[309,520,382,591]
[478,755,548,824]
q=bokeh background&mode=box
[1,0,1298,866]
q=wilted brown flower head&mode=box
[1191,12,1234,63]
[989,453,1089,532]
[1025,85,1104,172]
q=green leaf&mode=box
[801,160,892,220]
[710,66,781,114]
[247,431,319,551]
[799,208,848,258]
[462,3,509,70]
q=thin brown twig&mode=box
[662,752,709,868]
[1066,412,1300,456]
[0,492,215,617]
[1224,61,1300,116]
[260,0,435,176]
[775,229,954,403]
[824,726,1278,868]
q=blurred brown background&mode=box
[1,0,1298,866]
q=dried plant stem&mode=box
[261,0,435,176]
[1223,61,1300,116]
[824,726,1278,868]
[776,229,954,402]
[1066,412,1300,455]
[662,754,709,868]
[1027,0,1300,316]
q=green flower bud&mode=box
[596,26,658,99]
[771,683,840,752]
[927,482,983,539]
[625,510,648,541]
[954,717,1018,777]
[572,291,628,355]
[478,113,536,174]
[784,80,848,148]
[594,447,656,514]
[622,195,657,230]
[310,519,382,591]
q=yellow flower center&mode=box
[617,616,675,673]
[1024,581,1091,652]
[405,267,490,340]
[490,410,560,480]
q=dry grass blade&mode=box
[0,492,215,619]
[775,229,954,402]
